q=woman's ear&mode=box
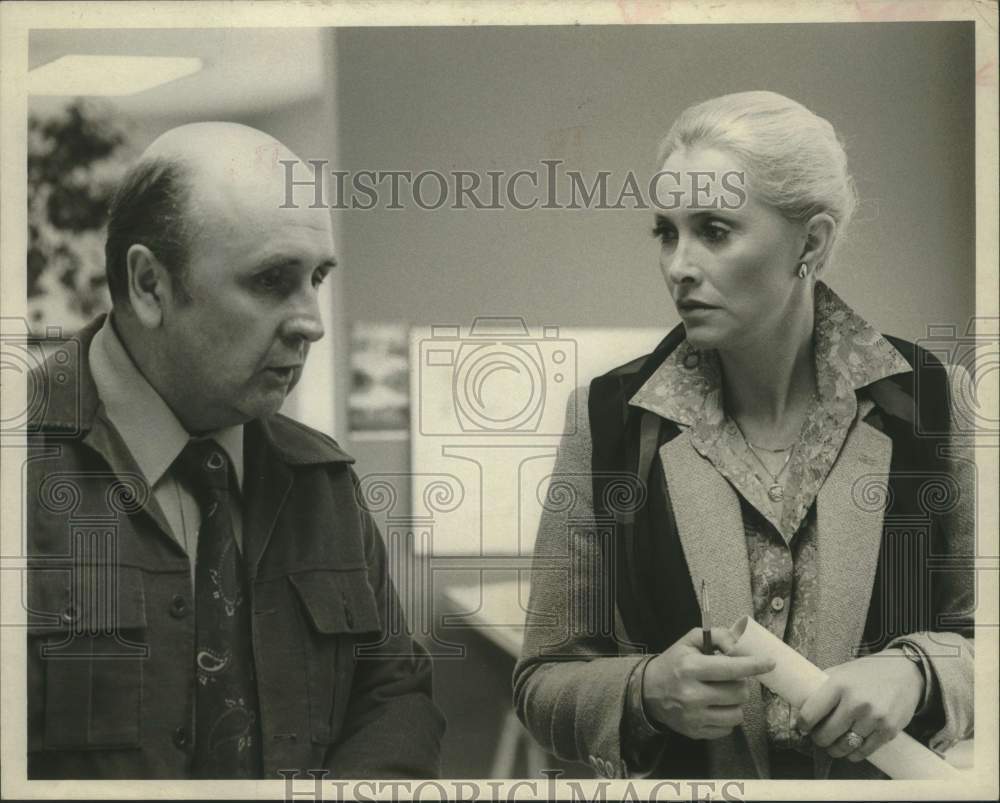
[125,244,170,329]
[799,213,836,273]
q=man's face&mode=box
[158,182,336,432]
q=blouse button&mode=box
[683,352,701,369]
[770,596,786,612]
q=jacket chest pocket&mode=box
[27,566,148,751]
[288,569,382,743]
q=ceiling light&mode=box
[28,55,203,97]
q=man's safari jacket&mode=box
[25,317,445,779]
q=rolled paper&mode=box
[729,616,962,781]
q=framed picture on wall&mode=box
[348,321,410,439]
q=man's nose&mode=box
[281,292,325,344]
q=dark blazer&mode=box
[514,325,975,780]
[26,317,445,779]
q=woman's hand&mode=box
[797,649,925,762]
[642,627,776,740]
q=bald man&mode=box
[26,124,445,779]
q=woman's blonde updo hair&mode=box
[657,91,858,271]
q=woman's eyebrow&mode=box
[653,211,727,222]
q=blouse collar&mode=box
[630,281,910,427]
[629,281,911,539]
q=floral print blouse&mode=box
[626,281,912,753]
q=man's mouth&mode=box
[264,365,301,380]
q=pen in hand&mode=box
[700,579,714,655]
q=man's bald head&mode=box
[104,122,315,307]
[103,122,337,432]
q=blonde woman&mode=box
[514,91,974,780]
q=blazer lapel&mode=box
[812,418,892,778]
[660,431,768,779]
[814,419,892,667]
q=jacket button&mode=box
[341,592,354,628]
[173,726,188,749]
[770,596,786,612]
[169,595,189,618]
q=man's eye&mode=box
[312,270,327,289]
[256,270,289,292]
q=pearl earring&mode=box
[798,263,808,279]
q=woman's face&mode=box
[654,146,807,351]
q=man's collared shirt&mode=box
[88,315,245,576]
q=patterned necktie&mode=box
[174,439,262,778]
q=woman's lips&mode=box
[676,299,717,312]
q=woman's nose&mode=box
[664,238,701,286]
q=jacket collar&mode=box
[629,281,911,426]
[31,314,355,467]
[29,314,105,434]
[251,415,355,466]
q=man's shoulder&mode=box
[26,317,105,436]
[260,413,356,467]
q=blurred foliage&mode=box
[27,99,135,335]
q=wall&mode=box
[333,21,975,474]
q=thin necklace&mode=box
[733,420,793,503]
[745,438,795,453]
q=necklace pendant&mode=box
[768,484,784,503]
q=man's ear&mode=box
[799,213,836,273]
[125,245,171,328]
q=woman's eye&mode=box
[312,270,327,289]
[702,223,731,243]
[651,220,677,244]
